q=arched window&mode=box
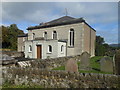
[69,29,74,46]
[48,45,52,53]
[53,31,57,40]
[29,45,32,52]
[61,45,64,52]
[44,32,47,40]
[32,33,35,40]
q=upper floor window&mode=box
[69,29,74,47]
[53,31,57,40]
[32,33,35,40]
[29,45,32,52]
[48,45,52,53]
[44,32,47,40]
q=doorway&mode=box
[37,45,42,59]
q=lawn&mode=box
[52,56,113,74]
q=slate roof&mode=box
[27,16,85,30]
[18,34,28,37]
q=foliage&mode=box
[95,36,118,56]
[1,24,24,50]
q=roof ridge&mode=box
[27,16,85,30]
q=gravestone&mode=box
[114,50,120,75]
[100,56,113,73]
[79,52,91,71]
[65,58,78,73]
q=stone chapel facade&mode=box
[18,16,96,59]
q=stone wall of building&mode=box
[3,67,120,88]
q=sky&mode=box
[1,2,118,44]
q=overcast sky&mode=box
[1,2,118,44]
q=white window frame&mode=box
[29,45,32,52]
[52,31,57,40]
[69,29,74,47]
[32,33,35,40]
[48,45,52,53]
[23,38,25,42]
[61,45,64,53]
[43,31,47,39]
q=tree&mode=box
[1,24,24,50]
[95,36,108,56]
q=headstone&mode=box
[65,58,78,73]
[79,52,91,70]
[100,56,113,73]
[114,50,120,75]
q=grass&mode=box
[2,82,43,88]
[52,56,113,74]
[52,66,65,70]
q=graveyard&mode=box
[2,50,120,88]
[53,56,113,74]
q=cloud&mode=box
[1,2,118,44]
[55,2,118,24]
[2,2,117,24]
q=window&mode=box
[23,46,25,51]
[44,32,47,40]
[48,45,52,53]
[33,33,35,40]
[29,45,32,52]
[61,45,64,53]
[69,29,74,46]
[23,38,25,42]
[53,31,57,39]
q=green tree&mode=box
[95,36,108,56]
[1,24,24,50]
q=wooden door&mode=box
[37,45,42,59]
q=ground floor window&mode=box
[29,45,32,52]
[61,45,64,53]
[48,45,52,53]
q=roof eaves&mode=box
[27,18,85,30]
[84,21,96,32]
[18,34,28,37]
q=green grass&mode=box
[52,66,65,70]
[52,56,113,74]
[2,82,43,88]
[90,56,103,70]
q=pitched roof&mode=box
[18,34,28,37]
[27,16,85,30]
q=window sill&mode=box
[47,52,52,54]
[61,52,64,54]
[68,46,74,48]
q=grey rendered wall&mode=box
[25,40,66,59]
[28,23,84,56]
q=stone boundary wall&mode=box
[3,67,120,88]
[26,55,81,69]
[2,51,24,58]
